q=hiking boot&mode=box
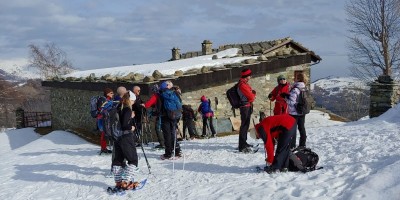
[101,149,112,154]
[264,166,278,174]
[245,143,253,148]
[201,134,207,138]
[211,134,216,138]
[154,144,165,149]
[239,147,252,153]
[160,154,171,160]
[280,168,288,173]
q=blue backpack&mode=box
[90,96,106,118]
[160,89,182,120]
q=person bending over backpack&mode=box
[182,104,197,139]
[112,92,139,190]
[249,114,296,174]
[198,95,216,138]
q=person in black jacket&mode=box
[132,86,144,146]
[182,104,197,139]
[112,91,139,190]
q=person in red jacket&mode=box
[237,68,256,153]
[268,74,290,115]
[249,114,296,173]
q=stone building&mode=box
[42,37,321,137]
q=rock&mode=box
[143,76,154,82]
[200,66,209,73]
[174,70,184,77]
[152,70,163,80]
[212,55,218,60]
[257,55,268,61]
[243,59,256,64]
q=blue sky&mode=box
[0,0,350,81]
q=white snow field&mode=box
[0,107,399,200]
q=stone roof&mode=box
[180,37,321,62]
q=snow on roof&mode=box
[65,48,257,78]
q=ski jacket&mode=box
[96,96,114,120]
[269,83,290,115]
[120,106,134,131]
[286,82,305,116]
[198,96,214,118]
[238,78,255,107]
[132,95,144,123]
[254,114,296,164]
[182,105,195,120]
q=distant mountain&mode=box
[311,76,370,121]
[0,64,41,82]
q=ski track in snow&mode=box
[0,109,399,200]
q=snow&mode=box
[64,48,257,78]
[311,76,369,96]
[0,60,42,80]
[1,106,400,200]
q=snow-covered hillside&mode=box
[0,62,41,80]
[1,107,399,200]
[311,76,369,96]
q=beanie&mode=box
[160,81,168,90]
[129,90,136,101]
[241,68,252,78]
[277,74,286,82]
[103,88,113,96]
[201,95,207,102]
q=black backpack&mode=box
[288,147,320,172]
[293,87,312,115]
[90,96,106,118]
[226,83,242,109]
[102,105,124,141]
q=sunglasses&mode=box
[278,78,286,81]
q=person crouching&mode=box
[112,91,139,190]
[249,114,296,174]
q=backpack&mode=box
[182,105,195,119]
[226,83,242,109]
[90,96,106,118]
[160,89,182,120]
[293,87,312,115]
[102,104,124,141]
[288,147,320,172]
[200,99,214,117]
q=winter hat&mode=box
[249,128,258,140]
[241,68,252,78]
[128,90,136,101]
[201,95,207,102]
[277,74,286,82]
[103,88,113,96]
[151,84,159,93]
[159,81,168,90]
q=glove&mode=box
[267,93,272,99]
[280,93,290,98]
[252,90,256,95]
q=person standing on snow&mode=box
[268,74,290,115]
[112,91,140,190]
[97,88,114,154]
[198,95,216,138]
[282,73,308,149]
[249,114,296,173]
[237,68,256,153]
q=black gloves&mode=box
[252,90,256,95]
[280,93,290,99]
[267,93,272,99]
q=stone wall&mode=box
[369,77,400,118]
[49,63,310,135]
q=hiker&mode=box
[141,84,165,149]
[182,104,197,140]
[249,114,296,174]
[283,73,308,149]
[132,86,144,146]
[97,88,114,154]
[198,95,216,138]
[114,86,127,102]
[112,92,140,190]
[237,68,256,153]
[158,80,182,159]
[268,74,290,115]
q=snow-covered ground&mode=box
[1,107,399,200]
[311,76,369,96]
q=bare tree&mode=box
[346,0,400,82]
[28,43,74,79]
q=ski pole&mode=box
[172,119,177,174]
[134,118,151,174]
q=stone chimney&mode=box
[171,47,180,60]
[202,40,213,55]
[369,75,400,118]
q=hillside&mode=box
[311,76,370,121]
